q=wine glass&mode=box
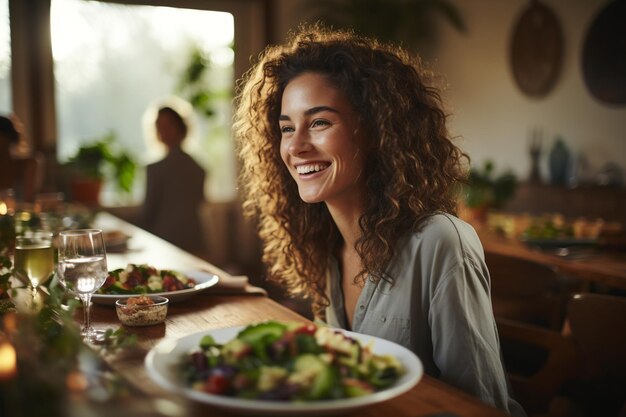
[14,231,55,300]
[57,229,108,342]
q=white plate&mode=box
[92,270,219,306]
[145,326,423,416]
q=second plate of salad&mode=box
[92,264,219,305]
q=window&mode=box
[0,0,11,113]
[51,0,236,204]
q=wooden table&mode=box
[95,211,230,280]
[474,224,626,291]
[88,212,508,417]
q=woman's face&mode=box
[279,72,367,207]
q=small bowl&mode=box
[115,295,168,326]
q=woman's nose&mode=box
[287,129,313,155]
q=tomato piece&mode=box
[102,274,116,288]
[162,276,175,288]
[295,324,317,335]
[126,270,143,288]
[203,374,229,395]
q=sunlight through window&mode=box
[51,0,235,204]
[0,0,11,113]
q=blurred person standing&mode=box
[140,105,206,255]
[0,114,43,202]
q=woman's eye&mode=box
[311,119,330,128]
[280,125,294,134]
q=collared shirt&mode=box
[324,213,526,416]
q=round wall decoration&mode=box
[509,0,563,98]
[582,0,626,106]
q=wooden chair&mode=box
[497,293,626,417]
[560,293,626,417]
[486,252,576,330]
[497,318,577,415]
[566,293,626,376]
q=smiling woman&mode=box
[233,24,526,417]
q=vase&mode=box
[548,138,570,186]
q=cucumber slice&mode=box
[238,321,287,362]
[199,334,217,350]
[238,321,287,345]
[293,354,335,400]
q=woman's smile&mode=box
[295,161,331,176]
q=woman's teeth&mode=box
[296,163,329,174]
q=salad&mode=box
[181,321,404,401]
[98,263,196,294]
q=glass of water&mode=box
[57,229,108,342]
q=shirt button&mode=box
[381,317,387,323]
[359,305,364,310]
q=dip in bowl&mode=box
[116,295,168,326]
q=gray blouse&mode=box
[324,213,526,416]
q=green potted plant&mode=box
[62,132,136,206]
[463,160,518,221]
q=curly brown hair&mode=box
[233,24,468,317]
